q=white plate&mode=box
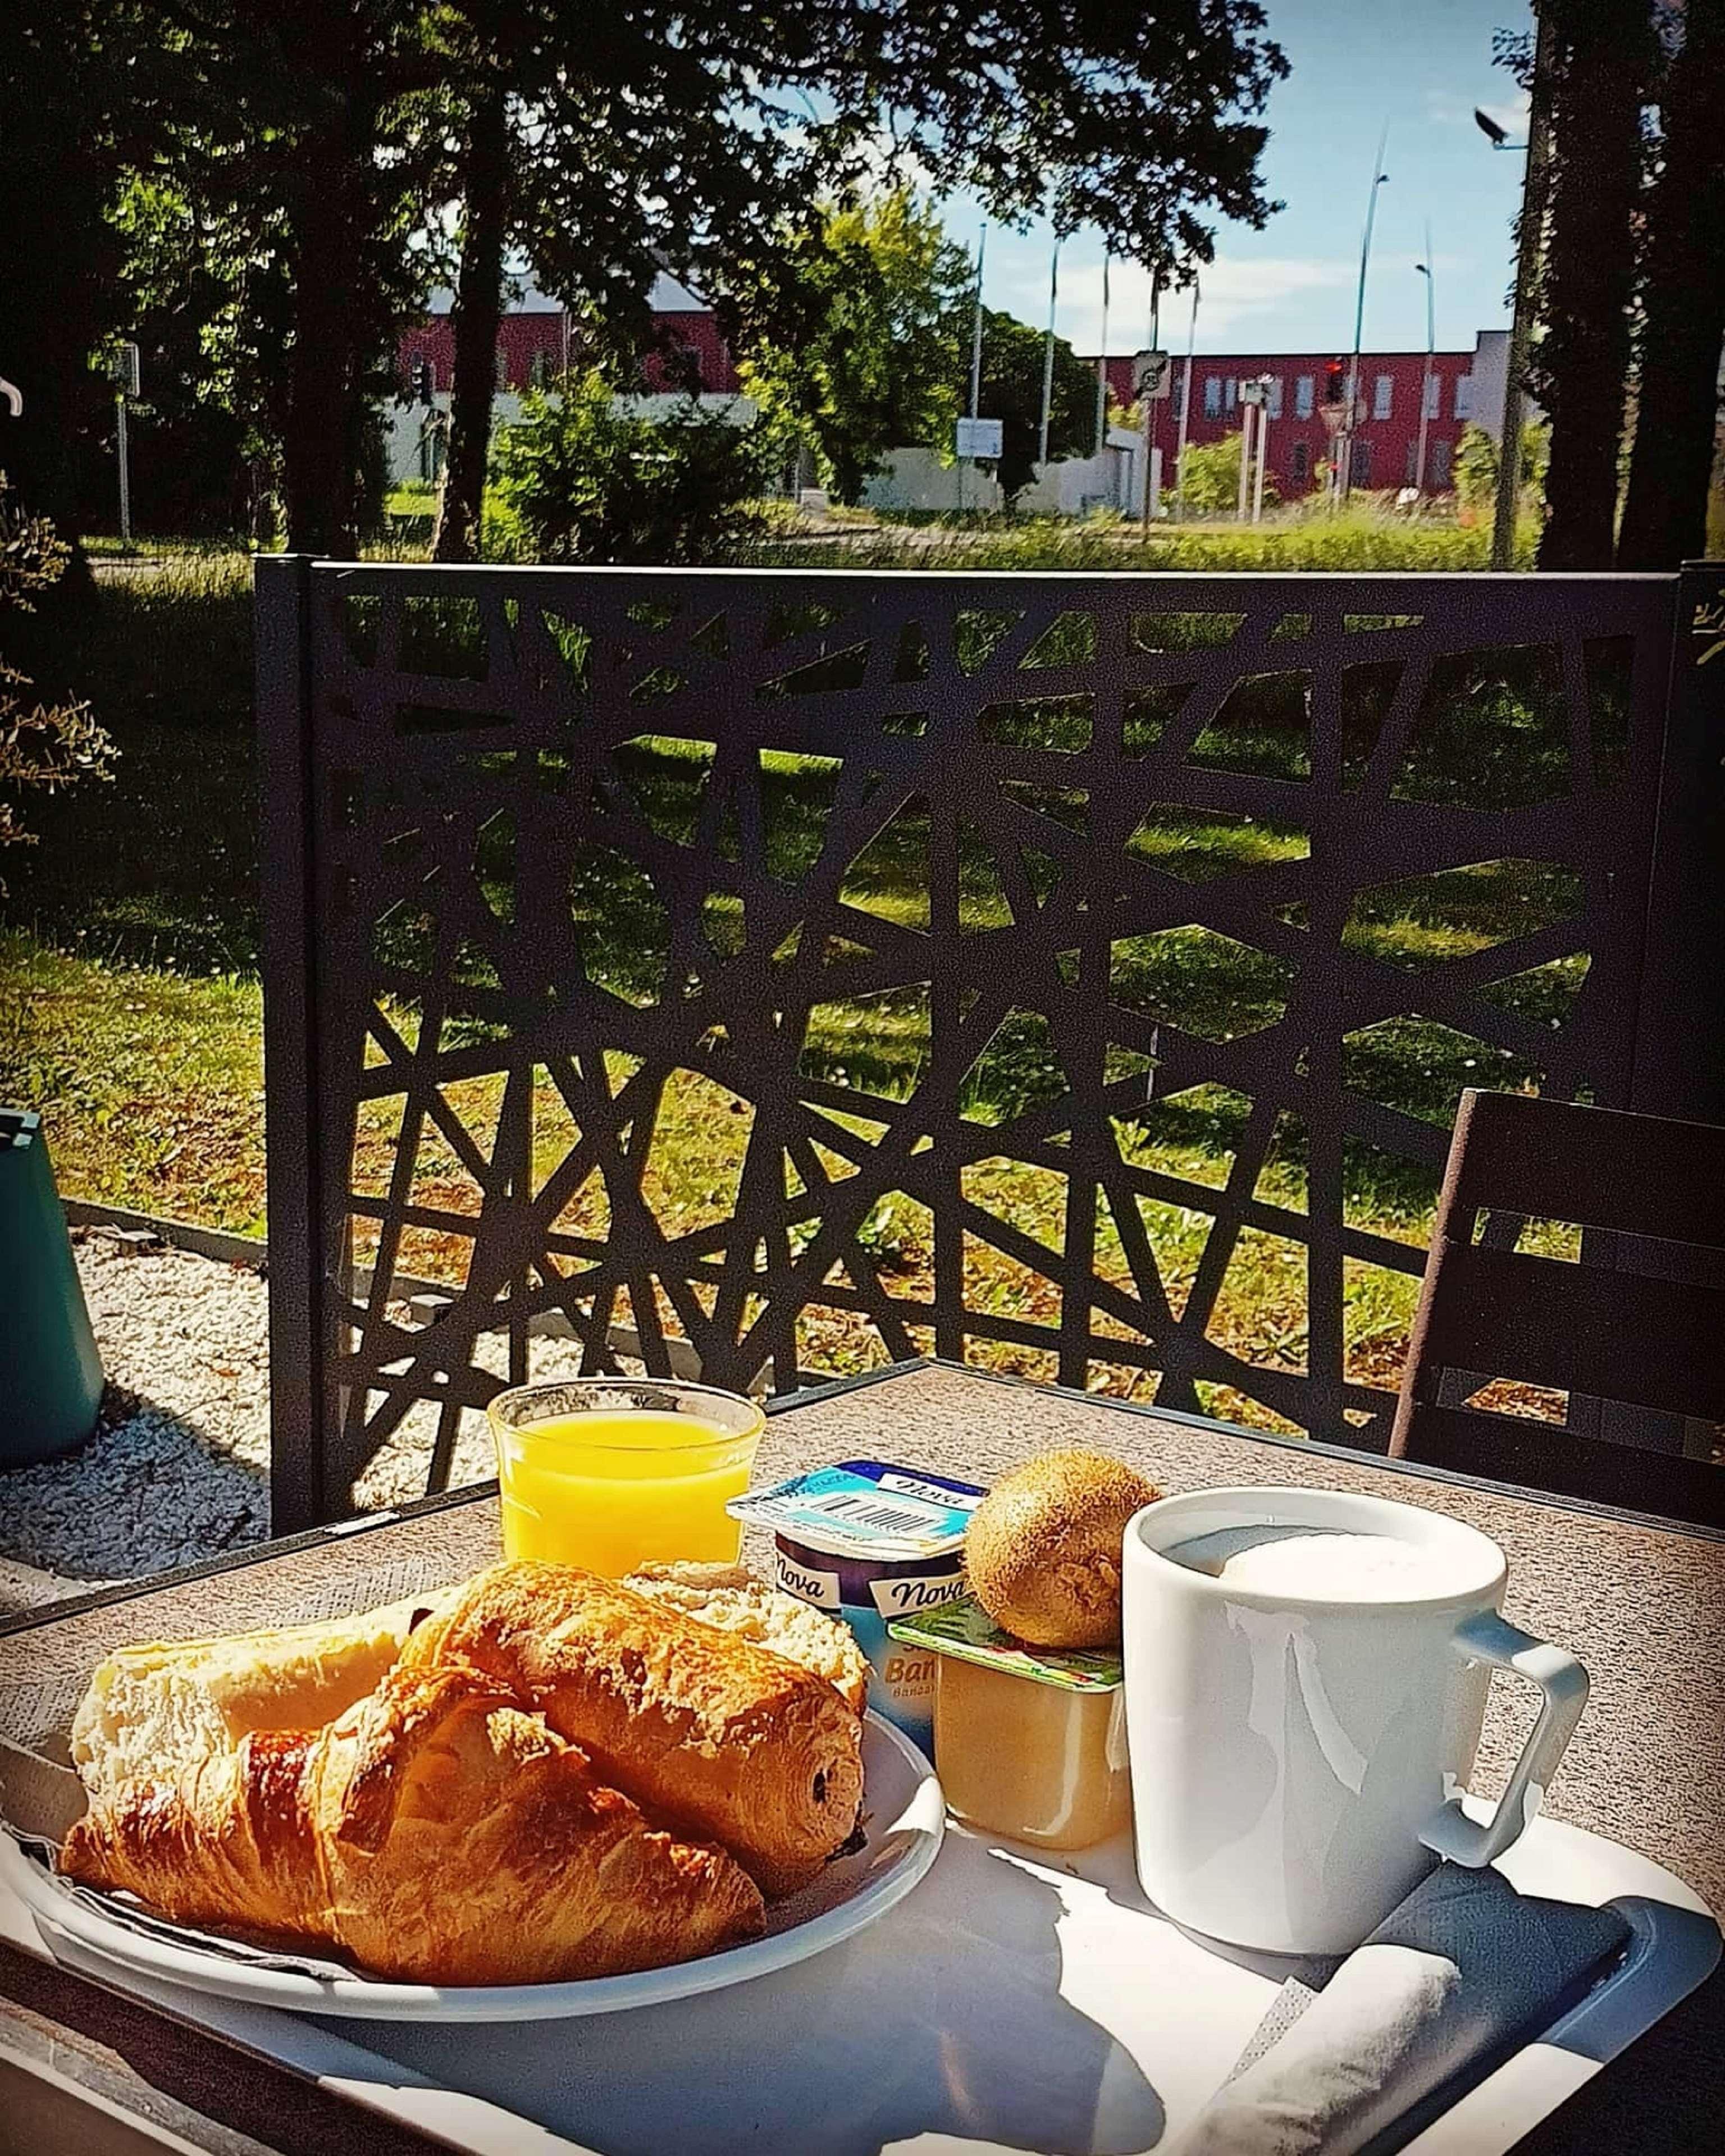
[4,1712,942,2022]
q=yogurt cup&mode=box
[890,1595,1129,1849]
[728,1460,984,1750]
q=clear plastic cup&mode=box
[487,1378,764,1577]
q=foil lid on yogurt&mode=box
[728,1459,984,1560]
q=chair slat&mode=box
[1394,1404,1724,1527]
[1447,1091,1725,1248]
[1413,1240,1725,1421]
[1393,1090,1725,1527]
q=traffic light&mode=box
[1323,359,1345,408]
[411,356,432,405]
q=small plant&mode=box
[0,477,116,871]
[1174,432,1279,517]
[492,371,766,564]
[1454,421,1548,522]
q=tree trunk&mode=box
[433,86,510,563]
[1618,0,1725,571]
[1534,0,1651,571]
[280,6,376,558]
[282,185,364,555]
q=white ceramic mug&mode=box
[1121,1486,1589,1954]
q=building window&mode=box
[495,349,509,390]
[1455,374,1473,419]
[1430,437,1453,488]
[1352,437,1373,487]
[1266,376,1284,419]
[1290,438,1309,483]
[1295,373,1315,419]
[1373,374,1393,420]
[1225,377,1238,413]
[1203,375,1222,418]
[527,351,548,389]
[1424,373,1441,419]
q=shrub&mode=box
[1454,421,1549,520]
[492,371,766,564]
[0,476,116,869]
[1175,432,1279,516]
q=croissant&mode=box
[59,1662,765,1985]
[70,1593,449,1802]
[403,1561,865,1895]
[626,1561,871,1714]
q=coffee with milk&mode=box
[1124,1487,1591,1952]
[1167,1522,1462,1600]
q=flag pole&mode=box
[1095,253,1111,456]
[1038,239,1061,468]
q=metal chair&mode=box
[1389,1089,1725,1527]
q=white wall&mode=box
[1463,329,1543,446]
[859,449,1002,514]
[859,428,1158,518]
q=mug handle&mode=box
[1418,1609,1589,1868]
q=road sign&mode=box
[955,416,1003,460]
[112,342,141,398]
[955,415,1003,459]
[1133,349,1171,398]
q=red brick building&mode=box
[1089,344,1495,496]
[396,273,742,400]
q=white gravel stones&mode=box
[0,1230,588,1614]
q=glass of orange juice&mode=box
[487,1378,765,1576]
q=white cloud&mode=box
[987,252,1357,354]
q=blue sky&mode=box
[943,0,1535,359]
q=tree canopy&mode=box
[973,312,1098,504]
[6,0,1287,556]
[731,194,975,505]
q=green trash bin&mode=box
[1,1108,104,1467]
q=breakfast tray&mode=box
[1,1500,1718,2155]
[1,1801,1718,2156]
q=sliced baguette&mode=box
[70,1592,449,1803]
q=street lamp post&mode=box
[1414,237,1435,494]
[1342,127,1390,501]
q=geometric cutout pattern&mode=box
[270,568,1678,1512]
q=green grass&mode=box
[0,540,1601,1430]
[725,505,1538,574]
[1,933,266,1231]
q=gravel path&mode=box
[0,1230,586,1615]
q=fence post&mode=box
[1631,561,1725,1126]
[255,554,328,1534]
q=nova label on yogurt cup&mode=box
[730,1460,983,1750]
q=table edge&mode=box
[5,1356,1715,1645]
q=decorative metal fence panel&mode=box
[258,561,1683,1528]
